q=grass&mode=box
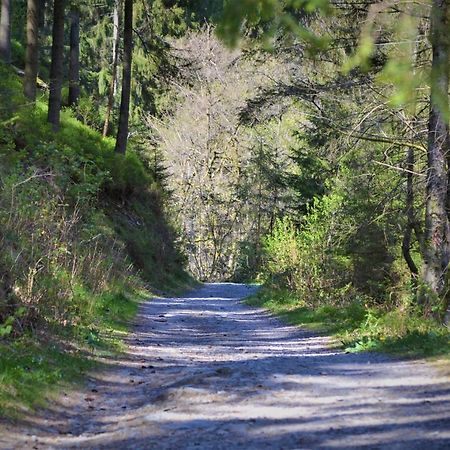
[247,287,450,358]
[0,340,93,418]
[0,278,196,419]
[0,287,150,419]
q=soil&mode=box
[1,283,450,449]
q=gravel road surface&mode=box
[2,283,450,449]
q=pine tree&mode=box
[68,6,80,106]
[24,0,40,101]
[422,0,450,311]
[103,0,120,137]
[47,0,65,131]
[0,0,11,63]
[114,0,133,154]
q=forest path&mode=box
[2,283,450,449]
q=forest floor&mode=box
[1,283,450,449]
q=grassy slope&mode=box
[248,288,450,358]
[0,66,193,418]
[0,289,145,418]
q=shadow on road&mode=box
[2,283,450,449]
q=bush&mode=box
[262,193,354,306]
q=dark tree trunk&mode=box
[24,0,40,102]
[103,0,120,137]
[68,7,80,106]
[114,0,133,154]
[422,0,450,313]
[402,146,419,282]
[0,0,11,63]
[47,0,65,132]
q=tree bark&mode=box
[47,0,65,132]
[402,145,419,281]
[114,0,133,154]
[0,0,11,63]
[103,1,120,137]
[422,0,450,312]
[24,0,40,102]
[68,7,80,106]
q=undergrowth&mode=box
[0,288,147,418]
[0,64,191,417]
[248,287,450,357]
[255,198,450,358]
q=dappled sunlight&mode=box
[4,283,450,449]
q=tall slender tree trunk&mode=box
[422,0,450,314]
[68,7,80,106]
[0,0,11,63]
[103,1,120,137]
[114,0,133,154]
[24,0,40,102]
[402,145,419,281]
[47,0,65,132]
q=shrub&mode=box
[262,193,354,306]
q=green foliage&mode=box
[4,95,150,198]
[260,135,407,306]
[0,340,93,417]
[73,96,107,130]
[262,217,301,289]
[0,85,185,334]
[249,287,450,357]
[288,146,329,213]
[262,193,355,304]
[0,287,145,417]
[216,0,332,48]
[0,63,25,121]
[0,67,190,416]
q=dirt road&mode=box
[2,283,450,449]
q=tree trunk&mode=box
[47,0,65,132]
[103,1,120,137]
[24,0,40,102]
[68,7,80,106]
[114,0,133,154]
[0,0,11,63]
[422,0,450,313]
[402,145,419,281]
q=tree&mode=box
[24,0,40,101]
[0,0,11,63]
[103,0,120,137]
[68,6,80,106]
[150,29,296,280]
[215,0,450,315]
[47,0,65,131]
[114,0,133,154]
[422,0,450,312]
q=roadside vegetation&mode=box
[0,53,189,418]
[0,66,190,416]
[247,289,450,358]
[245,202,450,358]
[2,0,450,420]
